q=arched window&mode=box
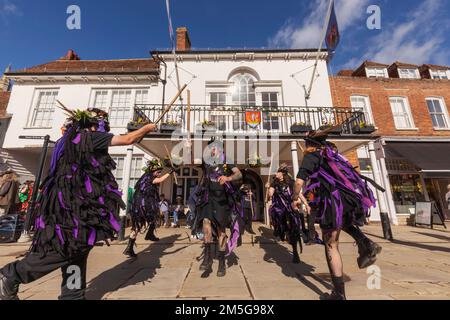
[231,74,256,107]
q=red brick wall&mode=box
[330,76,450,137]
[343,150,360,169]
[0,92,10,117]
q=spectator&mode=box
[0,171,19,217]
[159,194,170,228]
[172,196,183,228]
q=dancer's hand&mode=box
[145,123,157,132]
[305,204,312,216]
[292,199,302,211]
[218,176,230,185]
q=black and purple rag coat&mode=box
[193,162,244,256]
[269,179,304,245]
[298,146,380,231]
[129,171,160,232]
[32,129,125,258]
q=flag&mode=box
[325,0,340,52]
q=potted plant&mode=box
[290,121,312,134]
[352,122,376,134]
[127,117,149,131]
[196,120,217,132]
[319,121,342,134]
[160,120,182,133]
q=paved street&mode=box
[0,223,449,300]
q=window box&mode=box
[352,124,376,134]
[160,123,181,133]
[319,125,342,134]
[290,124,312,134]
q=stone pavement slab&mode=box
[0,223,448,300]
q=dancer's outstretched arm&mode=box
[153,171,174,185]
[111,124,157,146]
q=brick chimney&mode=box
[60,49,81,61]
[176,27,191,51]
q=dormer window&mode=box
[430,69,448,80]
[398,68,419,79]
[366,68,387,78]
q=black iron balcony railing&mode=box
[132,104,372,135]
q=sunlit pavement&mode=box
[0,223,449,300]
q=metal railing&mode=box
[132,104,371,134]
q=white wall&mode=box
[157,57,332,108]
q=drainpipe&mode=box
[153,52,167,107]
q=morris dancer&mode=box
[123,159,174,258]
[268,164,308,263]
[293,130,383,300]
[193,137,243,277]
[0,108,156,300]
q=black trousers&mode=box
[1,247,91,300]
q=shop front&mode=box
[384,139,450,221]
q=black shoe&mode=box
[217,252,226,277]
[199,244,213,272]
[145,230,160,242]
[357,238,382,269]
[123,238,137,258]
[321,290,346,300]
[0,273,19,301]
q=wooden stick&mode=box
[186,90,191,133]
[164,144,179,186]
[264,153,275,203]
[154,84,188,125]
[296,141,305,154]
[136,84,188,144]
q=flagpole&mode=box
[305,0,334,101]
[165,0,184,107]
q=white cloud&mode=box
[0,0,22,23]
[345,0,450,67]
[269,0,370,48]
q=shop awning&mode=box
[385,141,450,172]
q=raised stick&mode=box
[164,144,179,186]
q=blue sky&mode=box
[1,0,449,74]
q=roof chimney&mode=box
[60,49,81,61]
[176,27,191,51]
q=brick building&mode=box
[331,60,450,224]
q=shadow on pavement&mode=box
[257,226,332,297]
[365,232,450,254]
[411,231,450,242]
[86,234,183,300]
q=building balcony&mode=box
[131,104,373,136]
